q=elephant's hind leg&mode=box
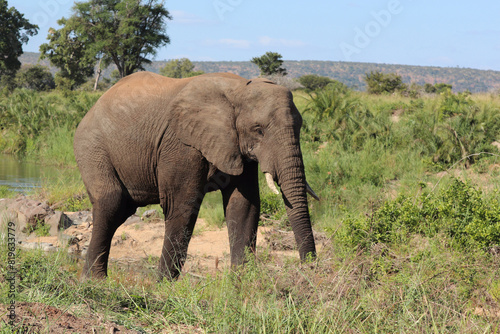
[81,165,137,279]
[84,193,137,278]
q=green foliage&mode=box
[342,179,500,251]
[425,82,453,94]
[0,89,101,159]
[298,74,336,91]
[0,0,38,78]
[439,89,474,116]
[260,192,287,223]
[251,51,287,76]
[39,17,96,90]
[0,185,15,198]
[159,58,204,78]
[303,84,390,150]
[421,91,500,168]
[14,64,54,91]
[364,71,407,94]
[58,0,172,79]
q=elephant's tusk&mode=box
[306,182,320,201]
[265,173,280,194]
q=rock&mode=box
[123,215,141,226]
[7,198,54,234]
[0,198,15,212]
[58,234,75,247]
[45,211,72,236]
[67,211,92,225]
[141,209,158,219]
[19,241,55,252]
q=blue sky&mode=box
[13,0,500,71]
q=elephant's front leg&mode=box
[222,162,260,267]
[157,153,209,280]
[158,185,205,280]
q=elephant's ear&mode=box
[169,77,244,176]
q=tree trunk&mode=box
[93,58,102,91]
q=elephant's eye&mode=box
[254,126,264,136]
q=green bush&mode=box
[425,82,453,94]
[260,192,287,224]
[14,65,55,91]
[298,74,336,91]
[364,71,407,95]
[341,179,500,251]
[303,85,391,150]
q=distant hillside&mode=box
[20,52,500,93]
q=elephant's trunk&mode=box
[274,129,316,260]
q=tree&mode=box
[160,58,204,78]
[15,65,55,91]
[299,74,336,91]
[40,20,96,90]
[0,0,38,78]
[364,71,406,94]
[40,0,171,83]
[251,52,287,76]
[78,0,171,78]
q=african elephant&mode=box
[74,71,318,279]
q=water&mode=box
[0,154,62,193]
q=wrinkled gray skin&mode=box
[74,71,316,279]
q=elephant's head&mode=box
[170,74,317,260]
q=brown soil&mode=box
[1,302,138,333]
[22,217,300,273]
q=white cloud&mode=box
[204,38,251,49]
[258,36,306,48]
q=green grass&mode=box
[2,87,500,332]
[1,213,500,332]
[0,89,101,166]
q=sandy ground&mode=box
[20,215,300,274]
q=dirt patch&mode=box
[391,109,404,123]
[18,216,310,275]
[1,302,139,333]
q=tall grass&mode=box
[0,89,101,166]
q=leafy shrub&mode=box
[425,83,452,94]
[341,179,500,252]
[14,65,55,91]
[303,84,390,150]
[439,90,474,116]
[298,74,336,91]
[260,192,287,222]
[364,71,407,95]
